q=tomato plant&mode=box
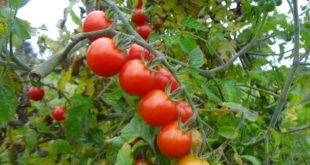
[119,60,155,96]
[177,154,209,165]
[156,121,192,157]
[136,24,152,39]
[1,0,308,164]
[52,106,67,121]
[27,87,44,101]
[138,90,178,126]
[86,37,127,77]
[131,9,147,26]
[127,43,155,61]
[82,11,112,41]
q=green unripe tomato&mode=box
[275,0,282,6]
[263,1,276,12]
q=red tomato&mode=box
[154,19,163,29]
[131,9,147,26]
[154,68,179,92]
[175,101,193,123]
[127,43,155,61]
[156,121,192,157]
[135,159,153,165]
[138,90,178,126]
[52,106,67,121]
[177,154,209,165]
[86,37,127,77]
[119,60,155,96]
[27,87,44,101]
[136,24,152,39]
[82,10,112,41]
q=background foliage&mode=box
[0,0,309,164]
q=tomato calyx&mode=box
[113,33,133,52]
[105,8,115,21]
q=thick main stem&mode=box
[29,28,116,81]
[265,0,300,164]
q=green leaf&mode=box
[218,126,238,139]
[217,40,236,60]
[9,0,30,9]
[158,151,171,164]
[70,10,82,26]
[181,16,208,31]
[269,128,281,147]
[85,128,103,145]
[115,143,134,165]
[0,85,17,124]
[65,95,92,141]
[106,147,119,164]
[222,79,241,102]
[3,70,23,95]
[11,18,31,39]
[179,36,196,53]
[25,129,37,150]
[58,67,72,91]
[241,155,261,165]
[51,139,71,154]
[131,140,148,151]
[189,48,204,68]
[1,8,14,18]
[242,108,258,122]
[248,70,271,85]
[103,87,126,112]
[222,102,258,122]
[106,136,125,146]
[201,85,222,103]
[121,114,158,145]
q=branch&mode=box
[239,85,280,98]
[282,124,310,134]
[29,28,116,82]
[166,36,269,77]
[268,0,300,132]
[265,0,300,163]
[0,60,20,69]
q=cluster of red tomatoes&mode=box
[27,87,67,122]
[82,1,196,160]
[83,1,209,163]
[28,0,208,164]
